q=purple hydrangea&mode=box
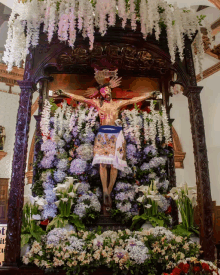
[43,181,54,190]
[41,140,57,152]
[126,144,138,164]
[77,182,90,195]
[144,145,157,156]
[54,169,67,182]
[44,190,57,203]
[63,132,72,143]
[140,163,150,171]
[70,159,87,175]
[72,126,78,138]
[80,129,95,143]
[57,159,68,171]
[74,203,89,218]
[40,156,55,169]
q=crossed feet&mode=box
[103,192,112,208]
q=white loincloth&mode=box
[92,125,128,171]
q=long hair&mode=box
[95,83,112,107]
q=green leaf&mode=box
[172,223,192,237]
[21,234,32,247]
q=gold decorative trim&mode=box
[172,126,186,169]
[0,151,7,160]
[25,171,33,184]
[196,61,220,82]
[31,97,39,116]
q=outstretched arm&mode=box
[61,89,98,108]
[117,91,155,109]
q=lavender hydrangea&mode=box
[140,163,150,171]
[54,169,67,182]
[72,126,78,138]
[144,145,157,156]
[74,203,89,218]
[67,236,85,251]
[149,157,167,168]
[40,155,55,169]
[114,182,133,192]
[76,143,93,161]
[127,242,149,264]
[116,202,132,213]
[41,140,57,153]
[42,203,57,219]
[47,228,68,245]
[57,159,68,171]
[80,129,95,143]
[44,190,56,203]
[126,144,136,159]
[63,132,72,143]
[70,159,87,175]
[77,182,90,195]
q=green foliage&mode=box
[49,97,58,114]
[197,14,206,26]
[21,203,46,247]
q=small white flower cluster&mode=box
[4,0,211,76]
[121,108,142,149]
[40,99,52,142]
[144,101,171,146]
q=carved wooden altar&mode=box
[1,20,215,273]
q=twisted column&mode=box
[184,86,215,261]
[3,81,36,267]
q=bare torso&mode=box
[94,99,121,125]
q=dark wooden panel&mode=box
[0,179,8,224]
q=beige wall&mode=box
[170,70,220,205]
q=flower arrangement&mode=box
[22,227,202,275]
[168,183,198,236]
[4,0,213,75]
[33,99,173,227]
[163,258,220,275]
[132,181,171,229]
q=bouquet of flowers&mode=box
[131,181,171,229]
[168,183,198,236]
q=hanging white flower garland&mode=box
[4,0,212,73]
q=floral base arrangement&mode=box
[22,227,202,275]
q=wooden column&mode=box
[184,86,215,261]
[32,80,48,192]
[3,81,36,267]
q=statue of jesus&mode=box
[61,69,155,207]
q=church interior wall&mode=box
[170,70,220,205]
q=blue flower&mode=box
[53,169,67,182]
[70,159,87,175]
[57,159,68,171]
[42,203,57,219]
